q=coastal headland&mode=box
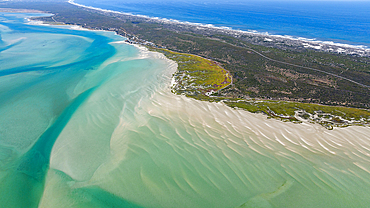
[3,2,370,208]
[1,0,369,129]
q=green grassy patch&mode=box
[151,48,232,96]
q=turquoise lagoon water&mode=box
[1,13,370,208]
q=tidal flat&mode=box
[1,5,370,208]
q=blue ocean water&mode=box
[74,0,370,47]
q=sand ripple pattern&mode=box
[45,49,370,208]
[1,14,370,208]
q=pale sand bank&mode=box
[40,45,370,207]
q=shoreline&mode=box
[4,9,370,129]
[3,12,370,208]
[68,0,370,57]
[0,8,44,13]
[27,10,370,130]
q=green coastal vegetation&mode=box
[152,48,370,129]
[150,48,232,96]
[1,1,369,129]
[223,100,370,129]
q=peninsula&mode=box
[1,0,369,129]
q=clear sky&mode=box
[103,0,370,3]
